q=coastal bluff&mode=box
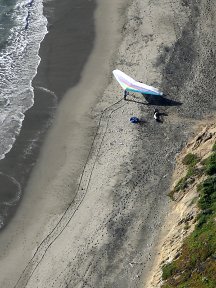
[147,121,216,287]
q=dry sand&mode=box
[0,0,216,288]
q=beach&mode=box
[0,0,216,287]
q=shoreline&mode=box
[0,0,128,286]
[0,0,96,228]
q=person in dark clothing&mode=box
[124,90,129,100]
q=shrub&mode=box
[171,167,200,197]
[167,190,175,200]
[206,163,216,175]
[196,213,210,228]
[174,177,188,192]
[212,142,216,152]
[198,176,216,210]
[204,153,216,175]
[182,153,199,167]
[186,166,197,178]
[162,262,177,280]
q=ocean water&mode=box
[0,0,47,160]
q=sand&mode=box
[0,0,216,287]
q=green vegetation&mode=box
[162,144,216,287]
[182,153,199,166]
[212,142,216,152]
[168,153,201,199]
[203,152,216,175]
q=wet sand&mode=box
[0,0,216,287]
[0,0,96,228]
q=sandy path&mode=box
[0,0,216,288]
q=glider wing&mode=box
[113,69,163,96]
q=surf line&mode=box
[14,98,126,288]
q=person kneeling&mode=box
[153,109,160,122]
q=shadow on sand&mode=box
[125,94,182,107]
[142,94,182,106]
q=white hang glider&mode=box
[113,69,163,96]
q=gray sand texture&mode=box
[1,0,216,288]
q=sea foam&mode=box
[0,0,48,159]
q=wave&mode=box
[0,0,48,160]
